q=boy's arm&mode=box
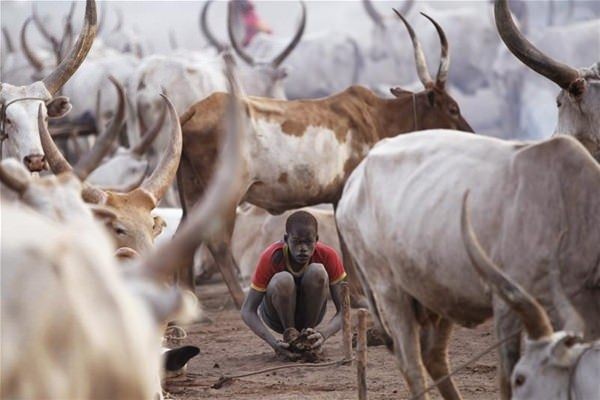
[241,288,299,360]
[307,281,344,348]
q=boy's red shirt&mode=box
[250,241,347,292]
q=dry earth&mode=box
[165,282,499,400]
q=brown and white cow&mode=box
[177,11,474,308]
[0,0,96,172]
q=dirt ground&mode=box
[165,282,499,400]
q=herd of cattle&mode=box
[1,0,599,399]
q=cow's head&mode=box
[0,0,97,172]
[460,192,594,400]
[496,0,600,161]
[390,10,474,133]
[226,0,306,99]
[41,93,180,255]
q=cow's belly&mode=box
[244,119,362,212]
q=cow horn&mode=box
[362,0,385,28]
[394,9,433,88]
[137,94,182,207]
[142,54,245,281]
[0,162,29,195]
[32,4,59,49]
[227,1,255,66]
[131,101,167,156]
[2,27,14,53]
[38,105,73,175]
[420,13,450,89]
[168,29,178,51]
[460,191,553,340]
[495,0,579,90]
[200,0,227,52]
[42,0,97,95]
[113,7,124,33]
[551,232,585,334]
[57,1,77,62]
[271,0,306,68]
[74,76,126,180]
[20,18,45,72]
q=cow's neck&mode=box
[373,93,422,141]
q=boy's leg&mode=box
[296,263,329,329]
[261,271,297,333]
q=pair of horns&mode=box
[227,0,306,68]
[461,192,584,340]
[394,10,450,89]
[362,0,414,29]
[142,54,246,281]
[40,84,180,208]
[495,0,580,91]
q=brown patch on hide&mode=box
[277,172,288,184]
[281,120,306,137]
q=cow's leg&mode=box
[206,205,246,309]
[494,303,522,400]
[420,315,462,400]
[332,204,367,308]
[383,289,430,399]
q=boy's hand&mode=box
[305,328,325,350]
[274,340,301,361]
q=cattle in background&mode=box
[177,11,473,308]
[493,0,600,157]
[336,130,600,400]
[0,0,97,172]
[461,193,600,400]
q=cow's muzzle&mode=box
[23,154,47,172]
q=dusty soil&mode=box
[165,282,499,400]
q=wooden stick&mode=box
[341,282,352,363]
[357,308,368,400]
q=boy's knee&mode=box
[268,271,295,295]
[303,263,328,288]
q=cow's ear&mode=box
[548,333,584,367]
[46,96,72,118]
[90,205,118,225]
[390,87,411,98]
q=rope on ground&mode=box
[407,330,521,400]
[211,357,355,389]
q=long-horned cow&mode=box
[0,0,97,172]
[336,130,600,400]
[39,92,182,255]
[461,194,600,400]
[177,11,474,308]
[496,0,600,160]
[0,57,246,399]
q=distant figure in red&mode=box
[233,0,272,46]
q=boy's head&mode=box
[284,211,319,265]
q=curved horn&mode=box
[495,0,579,90]
[113,7,124,33]
[271,0,306,68]
[2,27,14,53]
[551,232,585,334]
[461,191,553,340]
[20,18,45,72]
[43,0,97,95]
[200,0,227,52]
[420,12,450,88]
[227,0,255,66]
[38,105,73,174]
[362,0,385,28]
[142,54,245,281]
[32,4,59,48]
[74,76,126,180]
[57,1,77,62]
[393,8,433,88]
[138,94,182,206]
[168,29,178,51]
[131,101,167,156]
[0,163,29,195]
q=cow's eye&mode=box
[5,118,13,126]
[556,99,562,107]
[514,374,526,387]
[115,227,127,236]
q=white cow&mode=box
[462,193,600,400]
[0,0,97,172]
[336,130,600,400]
